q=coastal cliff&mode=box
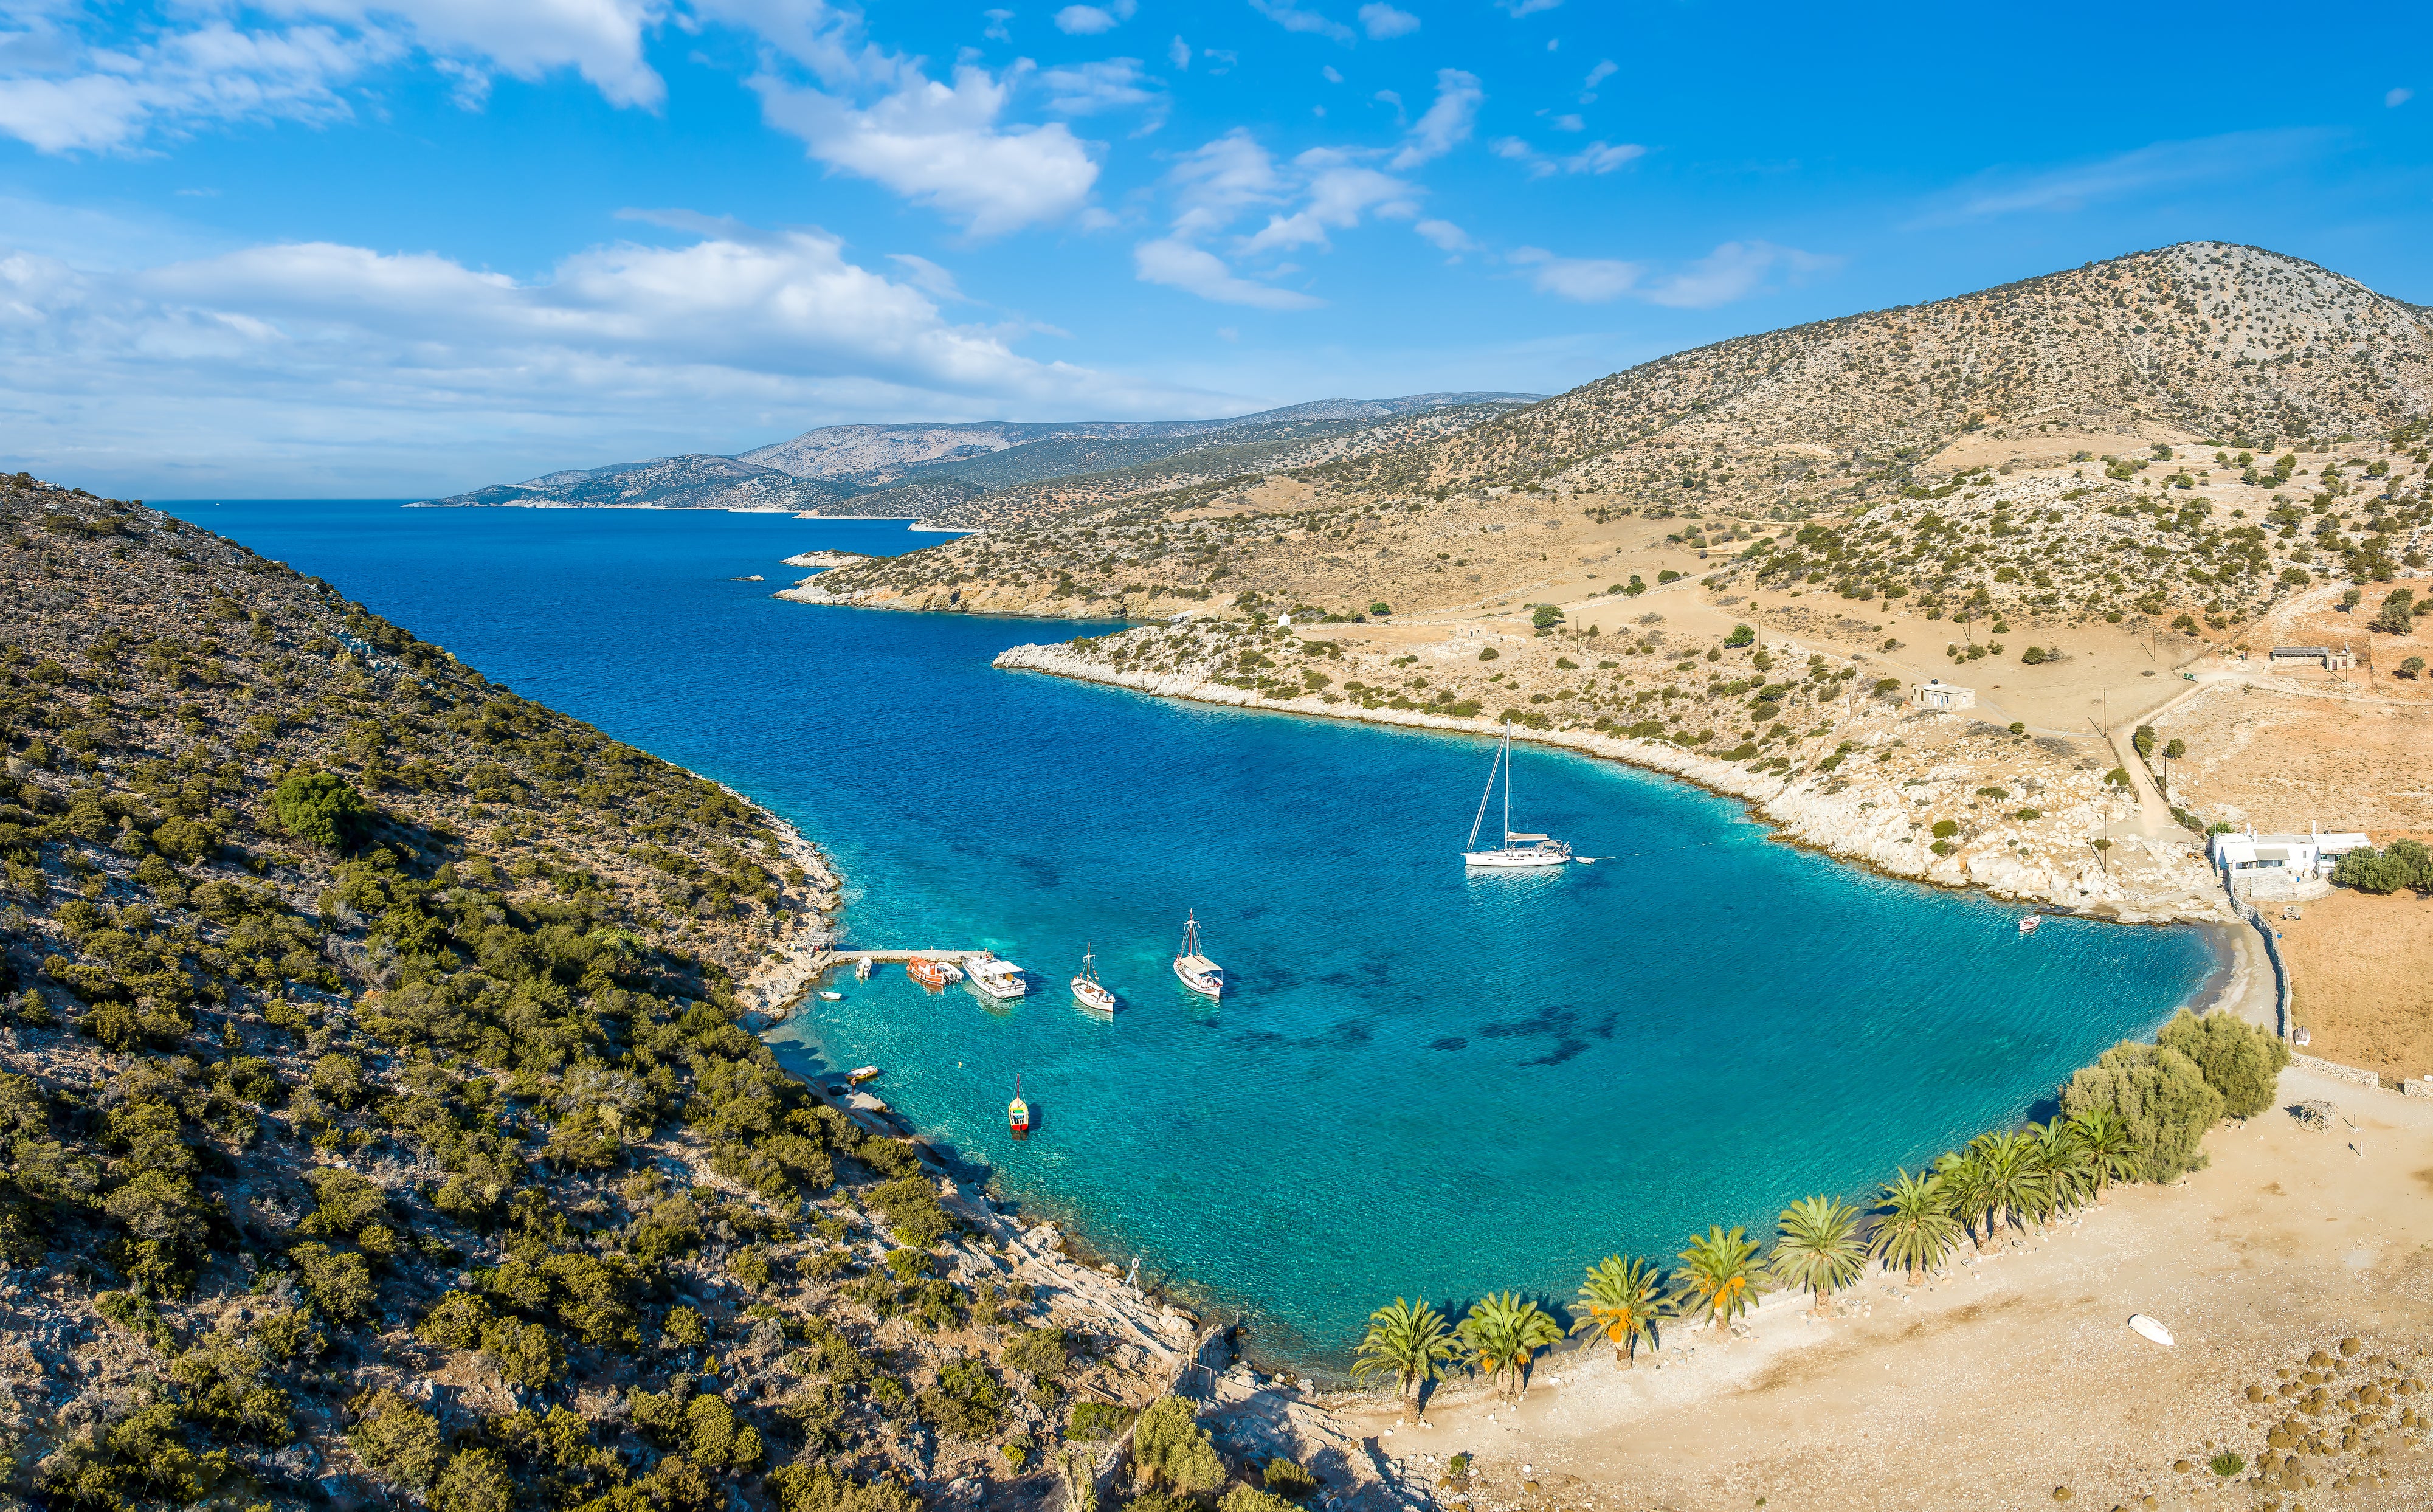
[992,633,2231,925]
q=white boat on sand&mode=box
[1463,733,1573,869]
[1173,913,1223,998]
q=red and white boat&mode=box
[907,957,963,989]
[1173,913,1223,999]
[1009,1075,1031,1138]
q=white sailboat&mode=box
[1463,733,1574,869]
[1071,943,1117,1013]
[1173,913,1223,998]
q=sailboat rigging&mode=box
[1071,942,1116,1013]
[1462,733,1573,868]
[1172,912,1223,998]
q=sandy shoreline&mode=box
[1325,1062,2433,1511]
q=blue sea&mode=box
[160,500,2221,1365]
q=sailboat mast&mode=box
[1503,734,1512,843]
[1467,738,1502,851]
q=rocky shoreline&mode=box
[990,640,2234,927]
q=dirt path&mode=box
[1341,1066,2433,1511]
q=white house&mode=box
[2207,826,2373,879]
[1913,678,1976,711]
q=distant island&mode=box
[414,394,1544,530]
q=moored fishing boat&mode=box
[1009,1074,1030,1137]
[1071,943,1116,1013]
[967,954,1028,1000]
[1462,732,1573,868]
[817,989,843,1001]
[2019,914,2041,936]
[849,1066,880,1085]
[854,957,874,980]
[1173,912,1223,998]
[907,958,959,989]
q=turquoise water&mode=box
[161,500,2221,1365]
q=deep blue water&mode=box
[160,500,2221,1365]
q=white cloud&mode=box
[751,63,1099,236]
[1238,157,1416,252]
[2388,86,2414,107]
[1039,58,1158,114]
[1496,0,1561,15]
[1638,240,1838,308]
[278,0,668,106]
[1506,238,1837,308]
[1054,0,1137,36]
[1921,129,2328,224]
[1357,2,1420,39]
[0,214,1212,494]
[1388,67,1480,168]
[1168,35,1191,67]
[1413,218,1471,252]
[1248,0,1355,46]
[1166,128,1289,232]
[1547,112,1581,131]
[1323,64,1343,83]
[1490,134,1553,178]
[1134,237,1322,309]
[1508,246,1637,302]
[885,252,965,300]
[0,17,388,152]
[1582,58,1615,89]
[985,9,1014,41]
[0,0,682,152]
[1564,139,1642,173]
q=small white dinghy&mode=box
[818,990,844,1001]
[2128,1314,2175,1347]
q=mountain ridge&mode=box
[415,393,1544,516]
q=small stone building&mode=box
[1913,678,1976,712]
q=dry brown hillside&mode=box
[0,477,1192,1512]
[1320,241,2433,509]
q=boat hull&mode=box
[1463,849,1571,868]
[1072,979,1117,1013]
[1173,960,1223,998]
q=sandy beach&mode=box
[1333,1062,2433,1511]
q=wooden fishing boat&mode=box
[907,958,959,989]
[1071,943,1116,1013]
[1008,1075,1030,1138]
[854,957,874,980]
[1173,913,1223,999]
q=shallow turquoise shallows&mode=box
[162,501,2222,1366]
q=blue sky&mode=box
[1,0,2426,497]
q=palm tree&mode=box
[1675,1226,1762,1331]
[1454,1293,1563,1401]
[1350,1296,1459,1404]
[1767,1196,1869,1316]
[2028,1119,2091,1227]
[1570,1255,1671,1367]
[1969,1130,2048,1240]
[1868,1169,1962,1284]
[1933,1149,1990,1244]
[2069,1107,2136,1196]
